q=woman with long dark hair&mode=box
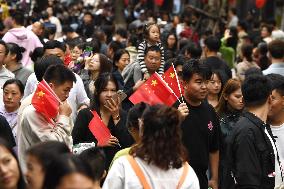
[0,138,26,189]
[80,53,112,98]
[103,105,199,189]
[215,79,244,189]
[72,73,133,168]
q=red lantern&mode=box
[256,0,266,9]
[154,0,164,6]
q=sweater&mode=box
[2,27,43,68]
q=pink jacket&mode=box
[2,27,43,68]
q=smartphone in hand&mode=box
[111,90,127,103]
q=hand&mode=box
[178,103,189,118]
[104,136,119,147]
[143,73,150,80]
[104,98,120,119]
[224,29,231,40]
[133,79,145,91]
[77,104,88,113]
[83,52,94,70]
[59,101,72,117]
[208,179,218,189]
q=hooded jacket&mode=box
[2,27,43,68]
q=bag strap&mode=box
[127,155,151,189]
[176,162,189,189]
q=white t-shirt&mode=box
[103,156,200,189]
[271,124,284,186]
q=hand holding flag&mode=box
[162,64,184,100]
[88,111,112,146]
[129,72,179,106]
[31,80,60,124]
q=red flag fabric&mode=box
[129,73,178,106]
[162,65,183,98]
[256,0,266,8]
[31,80,60,124]
[88,111,111,146]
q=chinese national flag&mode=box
[31,80,60,124]
[162,65,183,98]
[129,72,178,106]
[88,111,111,146]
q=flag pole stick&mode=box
[172,64,185,104]
[156,72,181,104]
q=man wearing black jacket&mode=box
[226,75,278,189]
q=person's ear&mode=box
[224,94,228,101]
[101,170,107,179]
[49,82,55,90]
[268,94,273,105]
[281,95,284,108]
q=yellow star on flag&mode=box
[170,72,175,79]
[151,80,158,86]
[37,90,45,97]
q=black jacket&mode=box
[72,108,134,168]
[219,112,241,189]
[225,111,275,189]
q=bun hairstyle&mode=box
[143,22,160,40]
[6,43,26,62]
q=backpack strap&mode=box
[127,155,151,189]
[176,162,189,189]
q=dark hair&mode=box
[44,40,66,53]
[108,41,123,53]
[0,40,8,55]
[91,73,118,110]
[266,74,284,96]
[216,78,242,115]
[181,43,202,59]
[34,55,63,82]
[26,141,70,172]
[244,67,263,79]
[165,32,178,51]
[268,39,284,59]
[43,64,76,86]
[43,154,93,189]
[143,22,160,40]
[115,28,128,39]
[127,102,148,130]
[130,105,187,170]
[3,79,24,95]
[227,27,238,50]
[262,24,273,35]
[6,43,26,62]
[182,59,212,82]
[30,47,44,62]
[241,44,253,62]
[204,36,221,52]
[237,20,248,32]
[79,147,106,181]
[164,55,186,71]
[112,49,130,69]
[62,25,75,34]
[229,7,237,15]
[11,11,25,26]
[242,74,272,107]
[144,45,161,56]
[0,138,26,189]
[96,53,112,75]
[86,39,101,54]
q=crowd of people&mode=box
[0,0,284,189]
